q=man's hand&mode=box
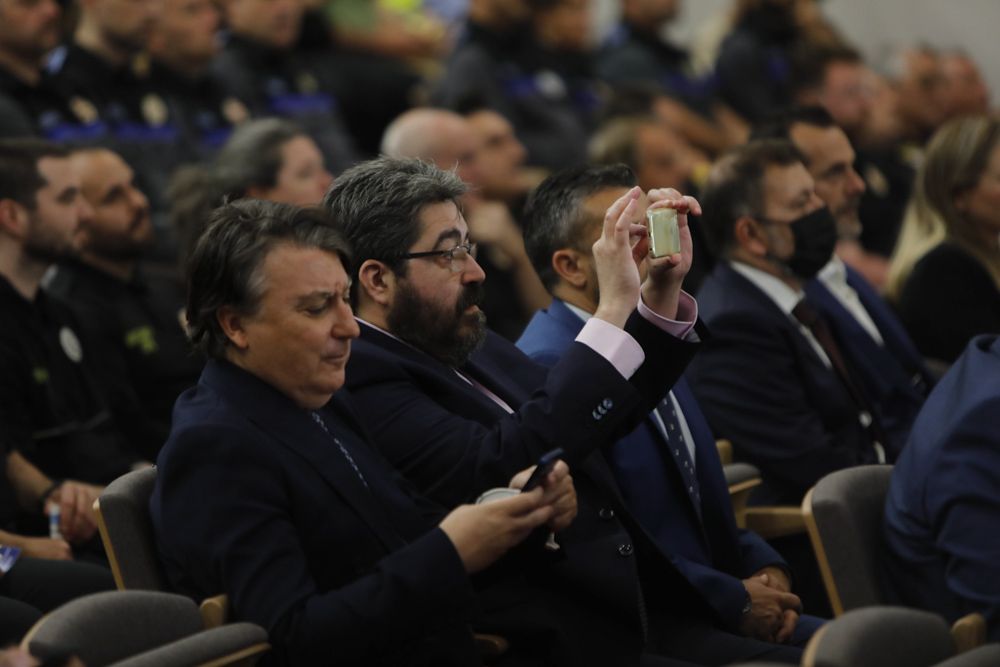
[48,481,102,543]
[641,188,701,319]
[739,575,803,643]
[592,186,648,328]
[18,536,73,561]
[753,566,792,593]
[509,460,577,532]
[439,489,557,573]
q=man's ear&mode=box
[551,248,590,289]
[0,199,29,239]
[733,215,769,258]
[216,305,249,350]
[357,259,396,307]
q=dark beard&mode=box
[387,280,488,368]
[23,226,77,264]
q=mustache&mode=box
[456,282,485,315]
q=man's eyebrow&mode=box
[294,291,333,306]
[431,229,463,249]
[56,186,79,203]
[101,184,124,204]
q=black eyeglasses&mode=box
[400,241,478,273]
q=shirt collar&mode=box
[729,260,805,316]
[816,256,847,288]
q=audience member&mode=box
[598,0,747,155]
[0,139,143,487]
[431,0,591,169]
[145,0,249,161]
[940,50,990,120]
[46,148,202,461]
[0,0,106,141]
[883,45,948,148]
[462,107,537,212]
[518,163,823,646]
[751,107,933,457]
[689,140,886,505]
[381,108,550,340]
[169,118,333,267]
[211,0,358,173]
[151,198,579,665]
[333,156,804,664]
[890,115,1000,365]
[883,333,1000,640]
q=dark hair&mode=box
[169,119,308,266]
[523,164,637,289]
[750,105,837,144]
[185,199,351,359]
[0,139,69,209]
[700,140,805,257]
[322,156,467,300]
[599,84,662,124]
[790,44,863,97]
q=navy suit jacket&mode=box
[151,360,480,666]
[883,334,1000,640]
[688,263,879,504]
[516,298,785,629]
[805,265,932,458]
[345,314,714,664]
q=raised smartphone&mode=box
[648,207,680,258]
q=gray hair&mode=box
[322,156,467,300]
[185,199,351,359]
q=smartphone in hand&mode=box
[521,448,565,493]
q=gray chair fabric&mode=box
[109,623,268,667]
[96,467,166,590]
[26,591,203,665]
[806,464,894,611]
[932,644,1000,667]
[724,462,762,486]
[809,606,955,667]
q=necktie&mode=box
[792,299,888,461]
[653,398,701,511]
[310,411,369,488]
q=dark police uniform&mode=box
[48,261,203,461]
[46,45,189,213]
[432,21,597,170]
[0,275,139,485]
[0,64,109,142]
[210,33,358,173]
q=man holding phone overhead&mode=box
[333,156,803,665]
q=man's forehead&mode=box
[37,156,77,189]
[763,163,813,204]
[790,124,853,167]
[415,200,466,241]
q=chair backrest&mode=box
[23,590,203,666]
[802,464,894,615]
[933,644,1000,667]
[803,606,955,667]
[94,467,167,591]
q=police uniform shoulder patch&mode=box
[69,96,99,124]
[221,97,250,126]
[59,327,83,363]
[142,93,169,127]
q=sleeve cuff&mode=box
[637,291,698,340]
[575,317,644,379]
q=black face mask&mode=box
[764,206,838,281]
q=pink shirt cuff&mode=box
[575,291,698,379]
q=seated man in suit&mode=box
[883,334,1000,640]
[150,199,578,666]
[752,107,933,457]
[689,140,885,506]
[517,163,823,646]
[331,156,804,665]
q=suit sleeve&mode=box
[687,310,869,500]
[155,423,475,665]
[925,402,1000,640]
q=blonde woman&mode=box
[890,115,1000,363]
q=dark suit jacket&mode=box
[516,299,786,630]
[150,360,480,666]
[882,334,1000,640]
[805,265,932,458]
[896,242,1000,364]
[688,263,879,504]
[345,314,712,664]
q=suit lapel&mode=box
[203,361,404,552]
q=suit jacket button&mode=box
[598,508,615,520]
[617,543,633,557]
